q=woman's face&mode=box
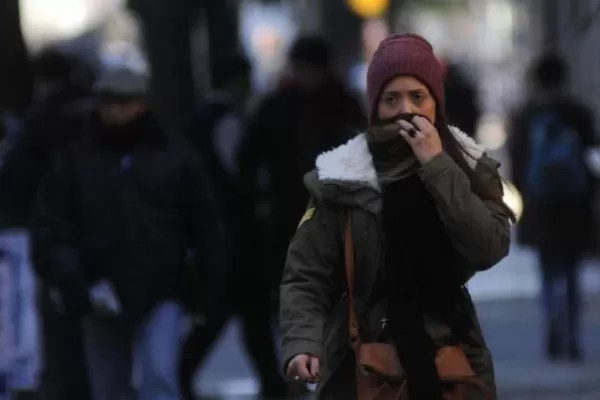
[376,76,436,123]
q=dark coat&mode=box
[280,128,511,399]
[238,80,366,290]
[0,89,90,227]
[508,96,597,252]
[30,114,229,319]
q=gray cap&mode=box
[94,67,148,96]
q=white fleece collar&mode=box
[315,126,484,192]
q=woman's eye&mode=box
[412,93,425,102]
[385,96,397,105]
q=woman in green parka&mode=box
[279,33,514,399]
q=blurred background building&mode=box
[4,0,589,144]
[1,0,600,399]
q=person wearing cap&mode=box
[279,34,514,399]
[30,66,229,400]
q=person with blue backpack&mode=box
[509,53,597,361]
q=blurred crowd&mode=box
[0,31,596,400]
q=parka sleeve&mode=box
[418,152,511,270]
[280,199,343,368]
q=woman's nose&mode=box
[396,99,413,114]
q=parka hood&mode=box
[303,126,486,210]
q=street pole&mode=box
[0,0,33,119]
[205,0,241,81]
[320,0,363,82]
[129,0,197,136]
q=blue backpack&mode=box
[526,112,588,204]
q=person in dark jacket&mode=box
[0,48,93,226]
[238,35,367,306]
[180,54,290,399]
[508,53,596,361]
[280,34,513,399]
[0,48,94,400]
[30,66,229,400]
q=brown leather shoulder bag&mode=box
[344,210,493,400]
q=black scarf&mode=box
[381,174,475,400]
[366,113,417,175]
[382,176,446,399]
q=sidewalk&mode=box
[468,245,600,302]
[470,245,600,397]
[476,295,600,399]
[501,385,600,400]
[195,245,600,398]
[197,295,600,399]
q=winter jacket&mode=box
[30,114,229,319]
[508,96,597,252]
[280,128,511,399]
[0,89,90,228]
[239,80,366,288]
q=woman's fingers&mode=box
[309,356,321,382]
[286,354,313,381]
[396,119,415,131]
[411,115,435,133]
[397,119,419,138]
[399,127,421,142]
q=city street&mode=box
[479,296,600,400]
[194,245,600,399]
[475,248,600,400]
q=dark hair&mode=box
[288,35,332,69]
[437,121,516,223]
[211,53,251,89]
[530,53,567,89]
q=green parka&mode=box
[280,127,511,399]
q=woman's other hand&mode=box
[286,353,321,383]
[398,115,443,164]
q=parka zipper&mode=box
[353,208,389,332]
[375,212,387,290]
[375,213,390,330]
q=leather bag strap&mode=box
[345,209,360,343]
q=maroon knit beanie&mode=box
[367,33,445,124]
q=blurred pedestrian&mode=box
[30,65,229,400]
[0,47,95,400]
[508,53,597,361]
[0,47,94,227]
[238,34,366,312]
[181,54,289,399]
